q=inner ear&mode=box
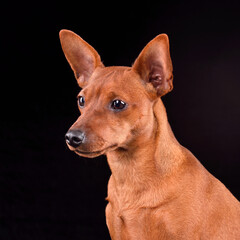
[133,34,173,97]
[149,64,173,97]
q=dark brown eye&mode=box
[111,99,127,111]
[78,96,85,108]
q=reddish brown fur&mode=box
[60,30,240,239]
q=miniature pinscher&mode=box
[60,29,240,239]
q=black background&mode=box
[1,0,240,239]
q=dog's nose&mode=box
[65,130,85,148]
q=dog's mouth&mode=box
[74,144,118,158]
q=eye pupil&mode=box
[111,99,126,110]
[78,96,85,107]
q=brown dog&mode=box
[60,30,240,239]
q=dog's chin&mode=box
[74,149,105,158]
[74,144,118,158]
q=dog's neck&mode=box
[106,98,184,201]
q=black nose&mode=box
[65,130,85,148]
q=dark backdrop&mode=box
[1,0,240,239]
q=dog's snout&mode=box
[65,130,85,148]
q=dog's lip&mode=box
[75,144,118,155]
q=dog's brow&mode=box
[108,91,118,99]
[77,89,87,97]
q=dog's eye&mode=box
[111,99,127,111]
[78,96,85,108]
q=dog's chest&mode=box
[106,202,146,239]
[106,200,173,240]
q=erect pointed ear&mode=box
[59,29,104,88]
[132,34,173,97]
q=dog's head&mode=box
[60,30,173,158]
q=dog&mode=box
[59,29,240,239]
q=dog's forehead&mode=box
[91,66,132,85]
[84,66,145,98]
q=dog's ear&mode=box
[59,29,103,88]
[133,34,173,97]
